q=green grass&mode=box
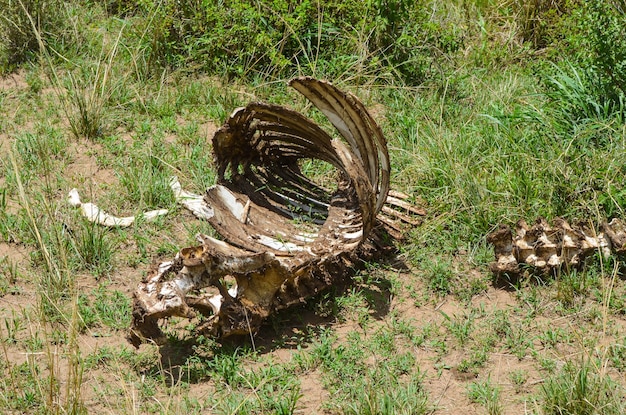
[1,0,626,413]
[541,358,626,415]
[467,377,502,415]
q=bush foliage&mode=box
[566,0,626,110]
[534,0,626,124]
[2,0,625,91]
[131,0,461,84]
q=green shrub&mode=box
[544,61,623,126]
[550,0,626,118]
[534,0,626,131]
[573,0,626,102]
[132,0,461,85]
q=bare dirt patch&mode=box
[200,121,218,141]
[0,70,28,91]
[296,369,328,415]
[0,242,30,265]
[66,141,118,187]
[0,133,10,157]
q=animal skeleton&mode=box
[128,77,423,346]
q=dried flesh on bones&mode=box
[128,77,423,346]
[487,217,626,276]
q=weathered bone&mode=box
[68,178,213,226]
[68,188,169,227]
[487,217,626,276]
[128,77,422,346]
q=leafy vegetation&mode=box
[0,0,70,73]
[123,0,461,84]
[1,0,626,413]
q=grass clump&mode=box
[0,361,43,412]
[308,329,430,414]
[14,127,68,183]
[343,374,428,415]
[117,151,176,210]
[565,0,626,111]
[541,359,626,415]
[180,344,302,414]
[78,285,131,331]
[467,377,502,415]
[0,0,69,73]
[72,219,116,278]
[61,24,129,140]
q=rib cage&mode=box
[128,77,418,346]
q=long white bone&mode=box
[68,176,214,227]
[68,188,168,227]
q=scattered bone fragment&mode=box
[487,217,625,276]
[169,177,215,220]
[129,77,423,347]
[68,188,168,227]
